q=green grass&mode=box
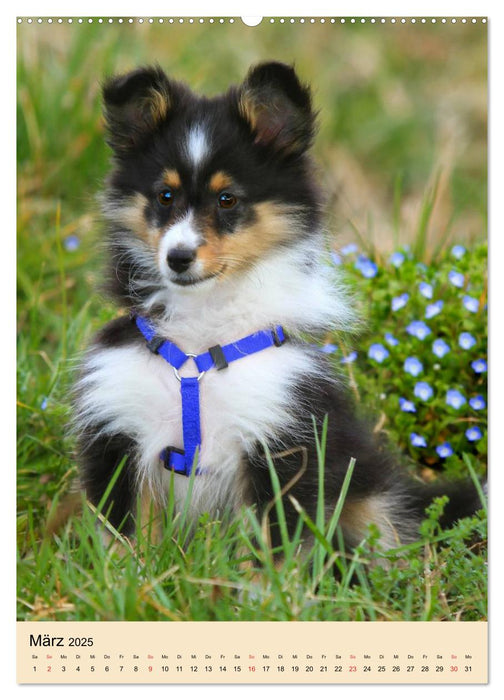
[17,432,487,622]
[17,19,487,622]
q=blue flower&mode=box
[384,332,399,347]
[40,397,48,411]
[404,357,423,376]
[389,251,405,267]
[451,245,466,260]
[465,426,483,442]
[459,332,476,350]
[414,382,434,401]
[432,338,450,358]
[425,300,443,319]
[436,442,454,458]
[469,395,486,410]
[399,397,416,413]
[368,343,389,363]
[446,389,466,409]
[463,295,479,313]
[341,351,358,364]
[355,256,378,278]
[330,251,342,265]
[320,343,338,354]
[64,235,80,252]
[449,270,465,288]
[419,282,434,299]
[406,320,431,340]
[471,358,487,373]
[341,243,358,256]
[391,293,409,311]
[410,432,427,448]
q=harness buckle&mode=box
[272,327,287,347]
[208,344,229,371]
[161,447,186,473]
[146,335,164,354]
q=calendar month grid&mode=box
[17,620,487,684]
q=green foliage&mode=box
[330,240,487,481]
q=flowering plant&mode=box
[330,241,487,478]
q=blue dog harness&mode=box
[135,315,287,476]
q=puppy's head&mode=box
[101,62,320,305]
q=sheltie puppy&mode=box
[73,61,482,556]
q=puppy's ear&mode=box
[102,65,178,152]
[237,62,316,156]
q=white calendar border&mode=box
[7,0,501,696]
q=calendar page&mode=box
[16,9,488,687]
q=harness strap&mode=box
[135,315,187,369]
[134,316,287,476]
[194,326,287,372]
[180,376,201,475]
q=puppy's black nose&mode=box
[167,248,196,273]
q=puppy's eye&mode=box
[158,188,174,206]
[218,192,238,209]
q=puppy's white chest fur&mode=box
[79,338,313,516]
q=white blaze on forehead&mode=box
[185,124,209,166]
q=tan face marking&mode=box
[209,171,234,193]
[162,169,182,189]
[105,194,303,284]
[196,201,300,279]
[103,192,160,247]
